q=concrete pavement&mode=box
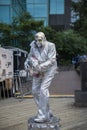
[0,69,86,130]
[23,70,81,96]
[50,70,81,95]
[0,97,87,130]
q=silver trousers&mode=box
[32,67,56,120]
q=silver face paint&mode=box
[36,39,43,48]
[35,32,46,48]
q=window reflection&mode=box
[50,0,64,14]
[27,4,34,16]
[0,5,10,23]
[34,5,47,17]
[34,0,47,3]
[35,18,47,26]
[27,0,34,3]
[27,0,47,4]
[26,0,48,26]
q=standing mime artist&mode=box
[24,32,57,123]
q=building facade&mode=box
[26,0,71,30]
[49,0,71,30]
[0,0,26,24]
[26,0,48,26]
[0,0,71,31]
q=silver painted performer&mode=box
[24,32,57,123]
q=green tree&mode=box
[0,22,11,46]
[11,12,44,51]
[72,0,87,38]
[55,30,87,64]
[40,26,58,43]
[1,11,87,65]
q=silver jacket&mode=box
[25,40,57,120]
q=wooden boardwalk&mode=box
[0,97,87,130]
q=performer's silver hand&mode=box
[35,65,41,72]
[24,61,30,70]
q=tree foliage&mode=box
[56,30,87,60]
[0,22,11,46]
[0,11,87,65]
[72,0,87,38]
[11,12,44,51]
[0,12,44,50]
[38,28,87,64]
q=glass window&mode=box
[27,0,47,4]
[35,17,47,26]
[34,4,47,17]
[26,0,49,26]
[34,0,47,4]
[0,5,10,23]
[50,0,64,14]
[27,0,34,3]
[57,0,64,14]
[0,0,10,5]
[27,4,34,16]
[50,1,57,14]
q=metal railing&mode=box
[0,71,32,100]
